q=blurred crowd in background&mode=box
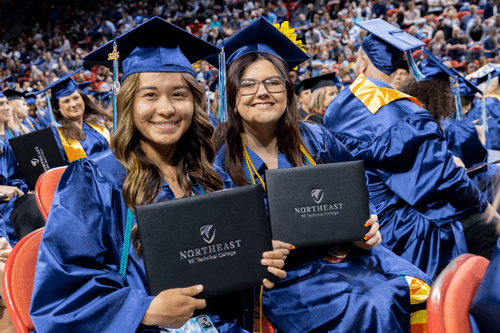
[1,0,500,101]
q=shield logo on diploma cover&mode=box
[200,225,216,244]
[311,189,324,204]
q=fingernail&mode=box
[263,252,269,258]
[268,266,275,272]
[196,285,203,291]
[261,259,268,265]
[364,241,368,245]
[289,245,295,250]
[364,234,370,240]
[365,221,372,227]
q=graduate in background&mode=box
[294,79,311,119]
[36,67,112,164]
[214,17,432,333]
[0,91,20,142]
[34,91,50,128]
[465,68,500,150]
[31,17,287,333]
[304,72,342,124]
[4,90,33,135]
[323,19,499,280]
[23,91,44,131]
[400,49,500,214]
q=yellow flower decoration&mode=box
[273,21,306,54]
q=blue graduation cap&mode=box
[0,75,16,84]
[207,17,310,123]
[3,90,25,101]
[467,64,500,85]
[83,16,219,81]
[451,68,482,98]
[357,19,425,79]
[37,67,84,100]
[418,48,458,81]
[298,72,341,93]
[83,16,220,133]
[78,81,92,95]
[25,92,37,105]
[35,67,85,128]
[209,17,309,69]
[0,91,5,98]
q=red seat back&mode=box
[2,228,44,333]
[35,166,67,220]
[427,254,489,333]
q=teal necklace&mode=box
[119,183,205,280]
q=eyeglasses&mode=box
[238,77,285,96]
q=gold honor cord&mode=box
[241,138,316,333]
[57,123,111,162]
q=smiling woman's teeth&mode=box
[253,103,273,108]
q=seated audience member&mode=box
[482,28,500,58]
[433,16,453,40]
[323,19,500,280]
[446,26,467,60]
[429,30,447,57]
[30,17,287,333]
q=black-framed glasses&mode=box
[238,77,285,95]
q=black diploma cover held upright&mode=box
[9,127,66,190]
[135,184,275,299]
[265,160,370,247]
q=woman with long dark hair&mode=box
[214,17,432,333]
[37,68,111,164]
[30,17,286,333]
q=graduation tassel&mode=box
[218,47,228,123]
[454,81,463,121]
[206,86,211,115]
[406,49,426,82]
[46,94,62,128]
[108,41,121,133]
[482,73,491,132]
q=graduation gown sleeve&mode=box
[30,159,153,333]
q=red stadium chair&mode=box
[2,228,44,333]
[427,254,489,333]
[35,166,67,221]
[386,8,398,17]
[423,38,431,48]
[477,9,484,16]
[456,11,470,23]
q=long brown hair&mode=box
[51,91,110,140]
[214,52,307,186]
[112,72,223,255]
[399,75,453,127]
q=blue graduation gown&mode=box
[50,122,110,164]
[215,122,432,333]
[443,118,500,212]
[469,237,500,333]
[35,109,50,128]
[30,150,254,333]
[323,75,489,280]
[22,116,43,131]
[465,96,500,150]
[0,140,28,246]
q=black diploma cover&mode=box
[9,127,66,190]
[265,160,370,247]
[135,184,275,298]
